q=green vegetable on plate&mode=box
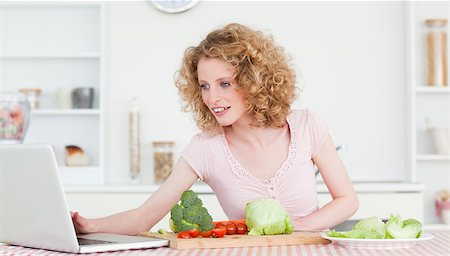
[385,214,422,239]
[326,214,422,239]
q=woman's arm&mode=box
[72,157,199,235]
[295,135,359,231]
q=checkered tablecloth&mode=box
[1,232,449,256]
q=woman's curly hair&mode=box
[175,23,297,134]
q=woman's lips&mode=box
[212,107,230,117]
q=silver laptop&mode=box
[0,144,169,253]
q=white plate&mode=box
[321,232,434,249]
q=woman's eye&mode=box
[199,83,210,90]
[221,81,231,88]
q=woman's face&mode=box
[197,57,247,127]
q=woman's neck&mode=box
[223,117,288,150]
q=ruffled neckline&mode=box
[220,114,297,184]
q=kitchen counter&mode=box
[0,231,448,256]
[64,182,425,193]
[63,182,425,230]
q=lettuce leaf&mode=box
[385,214,422,239]
[326,214,422,239]
[354,216,386,239]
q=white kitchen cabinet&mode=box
[405,2,449,227]
[319,193,423,222]
[0,3,105,184]
[65,183,424,231]
[66,193,228,231]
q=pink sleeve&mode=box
[307,109,329,158]
[181,134,209,180]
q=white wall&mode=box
[104,1,407,184]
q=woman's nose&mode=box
[208,87,221,104]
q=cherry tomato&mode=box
[214,222,225,228]
[230,220,246,226]
[201,230,213,237]
[236,223,247,234]
[214,220,246,227]
[188,229,200,238]
[225,223,236,235]
[212,227,226,238]
[177,230,190,239]
[217,225,226,232]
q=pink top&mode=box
[182,109,328,229]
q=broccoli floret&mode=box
[183,205,200,223]
[178,220,200,232]
[198,215,214,232]
[169,190,214,232]
[198,206,209,216]
[170,204,183,222]
[180,190,198,208]
[193,197,203,208]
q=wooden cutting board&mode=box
[141,231,331,249]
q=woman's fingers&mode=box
[73,212,93,234]
[71,212,85,233]
[74,212,84,225]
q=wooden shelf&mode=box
[416,154,450,161]
[32,109,100,116]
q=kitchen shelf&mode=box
[0,53,101,59]
[416,87,450,93]
[32,109,101,116]
[416,154,450,161]
[0,3,105,185]
[407,1,449,226]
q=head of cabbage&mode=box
[245,198,294,236]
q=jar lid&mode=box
[152,141,175,146]
[425,19,447,27]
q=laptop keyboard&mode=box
[77,237,116,246]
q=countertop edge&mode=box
[64,182,426,193]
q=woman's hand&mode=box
[70,211,97,234]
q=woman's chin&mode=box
[215,118,234,127]
[218,121,233,127]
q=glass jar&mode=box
[0,91,31,144]
[18,88,41,109]
[152,141,175,183]
[425,19,448,86]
